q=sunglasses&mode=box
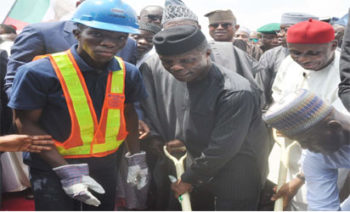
[146,15,162,22]
[209,23,232,29]
[249,38,259,43]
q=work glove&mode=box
[53,163,105,207]
[125,151,149,190]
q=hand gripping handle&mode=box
[164,145,192,211]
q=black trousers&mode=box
[30,152,118,211]
[160,154,262,211]
[211,154,262,210]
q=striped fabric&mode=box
[263,89,333,137]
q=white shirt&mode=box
[272,51,341,105]
[269,50,348,210]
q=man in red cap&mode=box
[272,19,341,101]
[269,19,349,210]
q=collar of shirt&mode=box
[70,44,122,73]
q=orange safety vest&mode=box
[41,50,128,158]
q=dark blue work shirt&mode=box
[8,45,147,168]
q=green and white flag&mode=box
[2,0,56,31]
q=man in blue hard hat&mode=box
[7,0,148,210]
[5,0,138,98]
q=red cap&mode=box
[287,19,335,44]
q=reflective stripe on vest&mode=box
[48,50,127,158]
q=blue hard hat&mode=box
[72,0,139,34]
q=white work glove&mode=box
[53,163,105,207]
[125,151,149,190]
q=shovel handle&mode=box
[163,145,192,211]
[272,129,299,211]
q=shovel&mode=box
[163,145,192,211]
[273,129,298,211]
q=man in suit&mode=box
[339,9,350,111]
[0,49,7,207]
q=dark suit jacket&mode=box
[0,50,5,205]
[5,21,137,97]
[339,8,350,111]
[0,50,11,134]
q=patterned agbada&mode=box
[264,89,333,137]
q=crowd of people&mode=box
[0,0,349,211]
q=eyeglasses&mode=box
[209,23,232,29]
[145,15,162,22]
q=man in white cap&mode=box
[264,89,350,210]
[235,26,264,60]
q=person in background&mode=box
[0,135,53,153]
[0,50,9,134]
[264,89,350,210]
[235,26,250,42]
[132,22,161,68]
[333,24,345,48]
[257,23,280,52]
[8,0,148,210]
[205,9,238,42]
[250,31,260,45]
[339,9,350,111]
[0,24,17,55]
[204,9,247,51]
[204,9,263,60]
[139,5,164,27]
[0,134,53,206]
[0,24,16,36]
[0,48,53,206]
[256,12,319,110]
[236,26,263,60]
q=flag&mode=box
[3,0,55,31]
